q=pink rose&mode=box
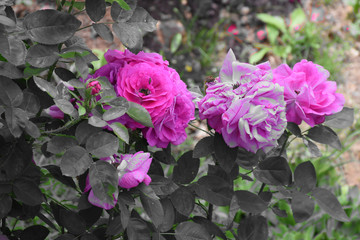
[256,30,266,41]
[85,151,152,209]
[273,60,345,127]
[86,80,101,95]
[89,49,195,148]
[44,105,64,119]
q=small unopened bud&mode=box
[87,81,101,95]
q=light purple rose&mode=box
[273,60,345,127]
[89,49,195,148]
[198,49,287,153]
[85,151,152,209]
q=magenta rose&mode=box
[273,60,345,127]
[86,80,101,95]
[198,49,286,153]
[89,49,195,148]
[44,105,64,119]
[85,151,152,209]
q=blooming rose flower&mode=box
[86,80,101,95]
[85,151,152,209]
[198,49,286,153]
[89,49,195,148]
[273,60,345,127]
[44,105,64,119]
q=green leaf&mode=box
[170,33,182,53]
[249,48,269,64]
[170,186,194,217]
[54,67,77,82]
[20,225,49,240]
[126,101,153,127]
[89,161,119,207]
[253,156,292,186]
[287,122,302,137]
[237,215,268,240]
[192,217,227,240]
[43,165,77,189]
[85,0,106,22]
[0,194,12,219]
[88,116,108,128]
[0,35,26,66]
[68,79,85,89]
[26,44,59,68]
[128,7,157,32]
[54,98,78,118]
[33,76,57,98]
[0,61,23,79]
[126,218,151,240]
[103,106,128,121]
[175,222,211,240]
[291,191,315,223]
[19,90,40,117]
[312,187,350,222]
[113,22,143,49]
[0,15,16,27]
[13,178,44,206]
[5,107,22,137]
[59,209,87,235]
[294,161,317,193]
[85,131,119,158]
[24,120,40,138]
[214,133,237,173]
[92,23,114,42]
[110,0,135,22]
[109,122,129,144]
[195,176,233,206]
[24,9,81,45]
[74,54,89,79]
[257,13,287,33]
[173,151,200,184]
[324,107,354,129]
[193,136,214,158]
[112,0,131,10]
[140,189,164,228]
[75,121,102,145]
[61,146,92,177]
[266,25,279,45]
[47,135,78,154]
[0,76,23,107]
[306,125,342,150]
[289,8,306,31]
[303,138,322,158]
[158,198,175,232]
[235,190,268,214]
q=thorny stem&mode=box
[42,117,83,134]
[258,183,266,195]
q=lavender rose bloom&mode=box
[85,151,152,210]
[273,60,345,127]
[90,49,195,148]
[198,49,286,153]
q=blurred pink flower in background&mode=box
[227,24,239,35]
[256,30,266,40]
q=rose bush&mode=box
[198,49,287,152]
[88,49,195,148]
[273,59,345,127]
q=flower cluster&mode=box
[89,49,195,148]
[273,60,344,127]
[85,151,152,210]
[198,49,287,153]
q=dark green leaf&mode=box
[173,151,199,184]
[0,36,26,66]
[43,165,77,189]
[13,178,44,206]
[149,175,178,196]
[86,131,119,158]
[126,218,151,240]
[68,79,85,89]
[236,148,262,170]
[312,187,350,222]
[103,106,128,121]
[61,146,92,177]
[47,135,78,154]
[118,200,130,228]
[192,216,226,240]
[75,54,89,79]
[128,7,157,32]
[253,156,292,186]
[92,23,113,42]
[113,22,143,49]
[195,176,232,206]
[109,122,129,144]
[193,136,214,158]
[19,90,40,117]
[106,215,123,236]
[89,161,118,206]
[0,76,23,106]
[175,221,211,240]
[55,68,77,81]
[307,125,341,150]
[324,107,354,129]
[0,15,15,27]
[111,0,135,22]
[237,215,268,240]
[24,9,81,45]
[140,190,164,228]
[88,116,108,127]
[153,148,176,165]
[158,198,175,232]
[54,98,78,118]
[75,121,102,145]
[294,161,316,193]
[0,61,23,79]
[249,48,269,64]
[85,0,106,22]
[5,108,22,138]
[20,225,49,240]
[291,191,314,223]
[235,190,268,214]
[33,76,57,98]
[0,194,12,219]
[259,191,272,203]
[126,101,153,127]
[79,205,103,228]
[287,122,302,137]
[214,133,237,172]
[271,205,287,218]
[24,120,40,138]
[26,44,59,68]
[303,138,322,158]
[59,209,87,235]
[55,234,76,240]
[170,187,194,217]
